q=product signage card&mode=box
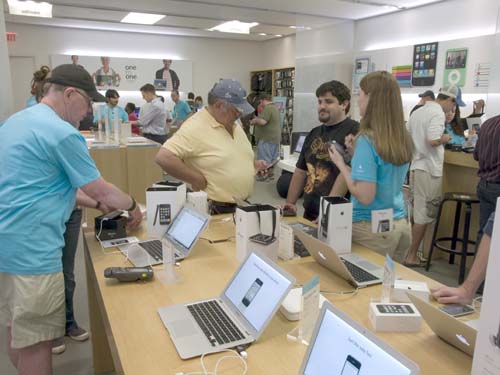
[472,201,500,374]
[443,48,468,87]
[50,54,193,92]
[300,275,320,341]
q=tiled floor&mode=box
[0,168,470,375]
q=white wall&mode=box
[5,23,294,112]
[261,35,296,70]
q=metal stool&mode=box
[425,192,480,284]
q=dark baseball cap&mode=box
[418,90,435,100]
[46,64,106,102]
[210,79,254,115]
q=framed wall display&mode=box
[411,42,438,86]
[443,48,468,87]
[392,65,412,87]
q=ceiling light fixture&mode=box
[209,20,258,34]
[7,0,52,18]
[258,33,267,36]
[275,34,282,37]
[121,12,165,25]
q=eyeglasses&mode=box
[73,88,92,111]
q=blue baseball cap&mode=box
[455,87,466,107]
[210,79,255,115]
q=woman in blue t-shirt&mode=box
[328,71,414,262]
[444,105,465,146]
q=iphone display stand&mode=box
[287,276,320,345]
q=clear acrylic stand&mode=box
[157,240,180,285]
[287,276,320,346]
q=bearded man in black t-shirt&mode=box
[283,80,359,220]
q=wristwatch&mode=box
[127,197,137,212]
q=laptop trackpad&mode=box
[169,319,199,338]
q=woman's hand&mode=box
[328,144,346,169]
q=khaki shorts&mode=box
[352,219,411,263]
[410,169,442,225]
[0,272,65,349]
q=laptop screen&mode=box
[166,207,208,249]
[223,253,293,332]
[294,134,306,154]
[304,307,412,375]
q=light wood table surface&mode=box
[83,217,474,375]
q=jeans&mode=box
[143,133,168,145]
[476,180,500,241]
[256,140,279,163]
[62,208,83,333]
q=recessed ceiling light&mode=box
[289,26,297,29]
[121,12,165,25]
[7,0,52,18]
[275,34,283,37]
[209,20,259,34]
[258,33,267,36]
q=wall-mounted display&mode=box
[474,62,490,88]
[411,42,438,87]
[391,65,412,87]
[50,55,193,92]
[443,48,468,87]
[352,57,372,93]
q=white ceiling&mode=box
[3,0,447,41]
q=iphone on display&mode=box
[341,355,361,375]
[241,278,263,307]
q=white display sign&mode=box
[50,55,193,92]
[472,200,500,374]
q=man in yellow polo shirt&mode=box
[155,79,266,214]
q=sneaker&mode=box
[51,338,66,355]
[66,326,89,342]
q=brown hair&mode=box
[449,105,464,136]
[358,71,414,165]
[31,65,51,102]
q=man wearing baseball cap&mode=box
[404,84,457,267]
[0,64,142,374]
[410,90,435,115]
[156,79,266,213]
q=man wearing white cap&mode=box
[155,79,266,214]
[404,84,458,266]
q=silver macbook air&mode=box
[407,294,477,356]
[299,302,420,374]
[158,251,295,359]
[295,229,383,288]
[119,205,210,267]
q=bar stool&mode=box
[425,192,480,284]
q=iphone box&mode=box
[146,181,186,238]
[318,196,352,254]
[369,302,422,332]
[235,205,280,263]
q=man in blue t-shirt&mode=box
[93,89,128,126]
[171,89,192,127]
[0,64,142,374]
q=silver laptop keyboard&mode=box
[341,259,378,283]
[187,301,245,347]
[138,240,179,261]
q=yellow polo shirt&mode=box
[163,108,255,203]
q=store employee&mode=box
[93,89,128,125]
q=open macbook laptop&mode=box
[295,229,383,288]
[299,302,420,374]
[407,294,477,356]
[119,205,210,267]
[158,251,295,359]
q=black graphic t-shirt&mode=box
[296,118,360,220]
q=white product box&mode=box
[368,302,422,332]
[235,205,280,262]
[186,191,209,214]
[318,196,352,255]
[392,280,430,303]
[146,181,186,238]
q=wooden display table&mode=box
[83,217,473,375]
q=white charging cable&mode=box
[176,349,248,375]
